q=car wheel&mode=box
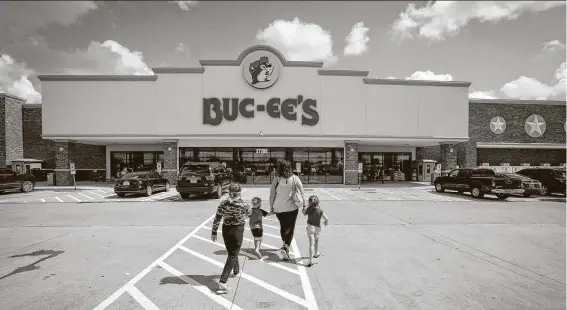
[165,182,170,192]
[540,185,549,196]
[212,184,222,199]
[471,186,484,198]
[496,194,509,200]
[116,193,125,197]
[180,193,190,200]
[145,185,153,197]
[20,180,34,193]
[435,183,444,192]
[523,193,531,198]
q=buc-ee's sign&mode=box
[203,95,319,126]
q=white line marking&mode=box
[88,191,105,198]
[260,222,280,230]
[55,196,64,202]
[68,195,81,202]
[158,261,241,310]
[179,245,308,307]
[291,238,319,310]
[92,214,216,310]
[192,235,300,275]
[77,192,94,200]
[94,190,113,197]
[264,217,278,222]
[318,189,341,200]
[41,199,46,202]
[338,188,369,200]
[125,285,160,310]
[243,236,278,250]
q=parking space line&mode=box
[77,192,94,200]
[93,214,216,310]
[179,245,308,308]
[318,189,341,200]
[203,225,280,239]
[68,195,82,202]
[291,238,319,310]
[338,188,369,200]
[192,235,300,275]
[41,199,46,202]
[157,261,241,310]
[125,285,160,310]
[87,191,105,198]
[55,197,64,202]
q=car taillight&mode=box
[491,180,496,187]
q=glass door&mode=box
[292,148,309,184]
[268,148,286,184]
[308,149,326,184]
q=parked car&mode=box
[494,172,542,197]
[176,162,233,200]
[114,170,170,197]
[0,167,36,193]
[434,168,524,200]
[515,168,566,196]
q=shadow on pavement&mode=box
[0,249,64,280]
[160,274,219,291]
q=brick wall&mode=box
[162,141,178,185]
[70,143,106,169]
[470,101,566,144]
[344,141,358,185]
[0,96,25,167]
[23,105,56,166]
[416,145,441,162]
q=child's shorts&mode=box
[251,228,263,240]
[306,224,321,237]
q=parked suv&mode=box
[516,168,566,196]
[0,167,36,193]
[176,162,233,200]
[434,168,523,200]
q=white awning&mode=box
[477,142,567,149]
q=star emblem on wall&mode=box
[524,114,546,138]
[489,116,506,134]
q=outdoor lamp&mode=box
[167,147,172,151]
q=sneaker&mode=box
[216,281,229,294]
[314,252,321,258]
[281,247,290,261]
[230,272,238,278]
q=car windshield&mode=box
[121,172,148,179]
[180,164,211,175]
[553,170,566,178]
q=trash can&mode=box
[47,173,54,186]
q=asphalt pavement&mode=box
[0,188,565,310]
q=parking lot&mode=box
[0,186,565,310]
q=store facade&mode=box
[34,45,471,186]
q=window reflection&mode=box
[358,152,412,182]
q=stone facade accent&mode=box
[162,140,178,185]
[0,95,24,167]
[416,145,441,162]
[477,148,565,166]
[344,141,359,185]
[55,141,73,186]
[455,140,478,168]
[23,105,56,165]
[439,143,457,171]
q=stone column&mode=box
[162,140,178,185]
[344,141,359,185]
[55,140,73,186]
[440,143,458,171]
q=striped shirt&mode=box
[211,197,251,235]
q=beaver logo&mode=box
[249,56,274,85]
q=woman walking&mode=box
[269,159,306,260]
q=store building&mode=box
[1,45,564,186]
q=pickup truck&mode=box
[433,168,524,200]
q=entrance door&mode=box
[423,163,433,183]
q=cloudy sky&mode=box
[0,1,565,104]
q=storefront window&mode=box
[110,151,164,178]
[327,148,344,184]
[308,149,326,184]
[358,152,412,182]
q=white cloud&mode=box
[500,62,566,100]
[256,17,338,66]
[391,1,566,41]
[176,42,189,53]
[469,90,498,99]
[542,40,566,52]
[344,22,370,56]
[0,54,42,103]
[0,1,98,43]
[169,1,198,11]
[406,70,453,81]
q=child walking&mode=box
[248,197,273,259]
[211,183,251,294]
[302,195,329,267]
